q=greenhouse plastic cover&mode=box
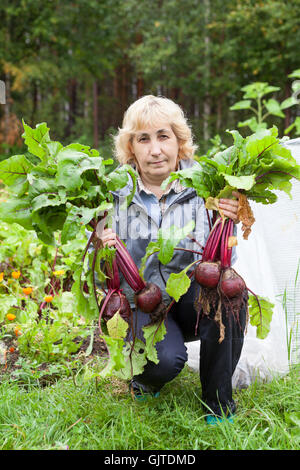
[186,138,300,388]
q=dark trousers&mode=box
[131,281,248,416]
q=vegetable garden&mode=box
[0,117,299,450]
[1,120,299,378]
[1,0,300,446]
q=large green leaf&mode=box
[248,294,274,339]
[101,320,167,380]
[139,221,195,278]
[32,205,67,245]
[142,321,167,364]
[0,196,33,230]
[230,100,252,110]
[30,181,67,212]
[161,166,211,198]
[107,164,138,206]
[61,201,113,244]
[165,269,191,302]
[99,336,126,378]
[245,127,279,158]
[22,121,51,163]
[264,98,285,118]
[157,220,195,265]
[56,148,104,191]
[220,173,256,191]
[71,266,100,321]
[113,339,148,380]
[65,142,100,157]
[106,311,129,339]
[280,96,299,110]
[0,154,33,196]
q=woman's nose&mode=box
[150,139,161,156]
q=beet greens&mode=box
[163,126,300,342]
[0,121,169,381]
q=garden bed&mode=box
[0,327,108,385]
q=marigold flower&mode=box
[53,269,65,277]
[9,347,15,353]
[44,295,53,303]
[22,287,33,295]
[6,313,16,321]
[0,272,4,282]
[12,271,21,279]
[14,327,22,337]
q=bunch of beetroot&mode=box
[80,214,166,339]
[115,236,164,321]
[99,257,132,326]
[98,234,166,334]
[194,215,248,342]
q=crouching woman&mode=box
[99,95,247,423]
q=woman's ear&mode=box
[128,139,135,157]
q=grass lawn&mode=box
[0,361,299,451]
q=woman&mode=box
[100,95,246,424]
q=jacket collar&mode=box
[111,158,199,204]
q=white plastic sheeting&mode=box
[186,138,300,388]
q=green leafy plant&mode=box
[0,121,136,313]
[230,81,299,134]
[16,315,89,363]
[163,126,300,204]
[0,121,136,247]
[0,122,171,381]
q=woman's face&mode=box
[129,123,179,183]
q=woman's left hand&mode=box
[218,191,240,224]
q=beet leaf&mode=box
[248,294,275,339]
[139,220,195,279]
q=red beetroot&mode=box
[135,282,162,313]
[195,261,221,288]
[220,268,246,299]
[102,291,132,322]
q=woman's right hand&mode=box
[98,228,117,248]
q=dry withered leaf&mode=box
[228,236,238,248]
[205,197,225,219]
[237,193,255,239]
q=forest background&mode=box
[1,0,300,159]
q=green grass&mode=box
[0,363,299,450]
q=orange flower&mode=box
[9,347,15,353]
[12,271,21,279]
[0,272,4,282]
[14,326,22,337]
[44,295,53,303]
[22,287,33,295]
[6,313,16,321]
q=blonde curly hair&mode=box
[113,95,197,164]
